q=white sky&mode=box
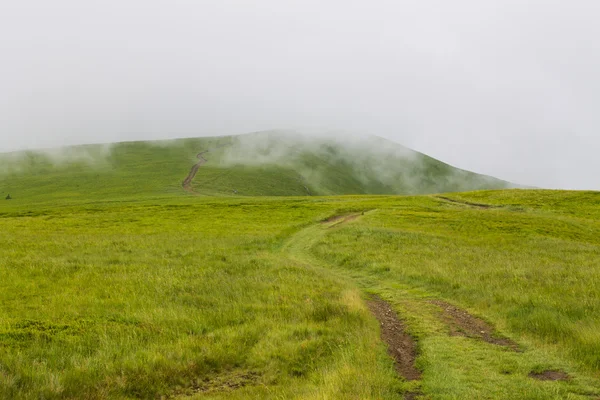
[1,0,599,189]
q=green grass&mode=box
[1,190,600,399]
[1,134,598,398]
[0,198,405,399]
[0,132,513,205]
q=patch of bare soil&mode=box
[436,196,496,209]
[174,371,260,398]
[430,300,520,351]
[367,297,421,381]
[322,213,360,227]
[404,392,421,400]
[322,214,347,223]
[528,370,570,381]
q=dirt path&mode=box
[322,213,361,228]
[182,143,231,192]
[283,214,425,394]
[367,296,421,382]
[436,196,496,209]
[182,151,208,191]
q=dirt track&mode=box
[182,143,231,192]
[367,296,421,381]
[182,151,208,191]
[436,196,496,209]
[322,213,361,228]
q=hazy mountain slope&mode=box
[0,131,514,204]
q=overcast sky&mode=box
[1,1,599,189]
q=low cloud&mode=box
[218,131,510,194]
[0,144,113,176]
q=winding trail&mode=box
[182,151,208,191]
[281,212,423,398]
[367,296,421,381]
[182,143,231,192]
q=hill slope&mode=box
[0,131,514,204]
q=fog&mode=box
[217,131,512,195]
[1,1,599,189]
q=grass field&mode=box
[1,189,600,399]
[0,135,597,398]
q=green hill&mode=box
[2,131,599,399]
[0,131,514,205]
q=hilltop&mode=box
[0,131,514,204]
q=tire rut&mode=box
[367,296,421,381]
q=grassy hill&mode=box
[0,131,514,205]
[1,190,599,399]
[6,132,598,399]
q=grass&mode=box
[1,190,600,398]
[0,198,403,399]
[0,134,598,398]
[311,193,600,367]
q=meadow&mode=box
[1,190,600,399]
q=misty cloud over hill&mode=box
[0,132,514,203]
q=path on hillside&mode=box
[181,142,314,195]
[182,151,208,191]
[182,144,230,192]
